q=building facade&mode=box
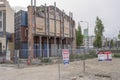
[15,4,76,58]
[14,10,28,58]
[83,36,95,48]
[0,0,14,52]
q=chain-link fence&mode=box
[11,48,97,79]
[1,48,120,80]
[0,51,6,63]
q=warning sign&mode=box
[98,51,112,61]
[62,49,69,64]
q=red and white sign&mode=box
[98,51,112,61]
[62,49,69,64]
[98,51,104,60]
[104,51,112,60]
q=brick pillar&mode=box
[27,6,34,64]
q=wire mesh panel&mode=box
[2,48,120,80]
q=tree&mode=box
[93,16,104,48]
[118,31,120,39]
[76,22,83,46]
[118,34,120,39]
[110,39,114,48]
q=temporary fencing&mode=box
[0,48,108,80]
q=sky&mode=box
[8,0,120,38]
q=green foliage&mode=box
[94,17,104,36]
[76,22,83,46]
[89,50,97,57]
[85,53,97,59]
[70,54,82,61]
[70,51,97,61]
[110,39,114,48]
[118,33,120,39]
[93,35,102,48]
[41,58,52,63]
[107,41,110,47]
[113,53,120,58]
[94,16,104,48]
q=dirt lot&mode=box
[0,58,120,80]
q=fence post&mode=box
[58,49,61,80]
[83,48,86,73]
[16,50,20,68]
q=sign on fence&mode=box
[62,49,69,64]
[98,51,112,61]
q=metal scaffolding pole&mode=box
[47,37,49,58]
[31,0,33,6]
[62,10,65,49]
[47,6,50,58]
[69,12,71,51]
[60,11,62,51]
[34,0,36,7]
[54,2,57,53]
[39,36,42,57]
[45,4,47,35]
[69,12,73,54]
[44,3,47,58]
[34,0,36,33]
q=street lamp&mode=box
[80,21,89,30]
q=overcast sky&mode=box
[8,0,120,38]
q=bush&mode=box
[89,50,96,54]
[69,50,97,61]
[113,53,120,58]
[70,54,84,61]
[89,50,97,57]
[41,58,52,63]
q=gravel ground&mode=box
[0,58,120,80]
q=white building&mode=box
[83,36,107,48]
[0,0,14,52]
[83,36,95,48]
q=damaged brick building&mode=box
[15,3,76,59]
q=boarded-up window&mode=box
[36,17,45,34]
[64,19,69,37]
[49,20,54,35]
[56,21,60,36]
